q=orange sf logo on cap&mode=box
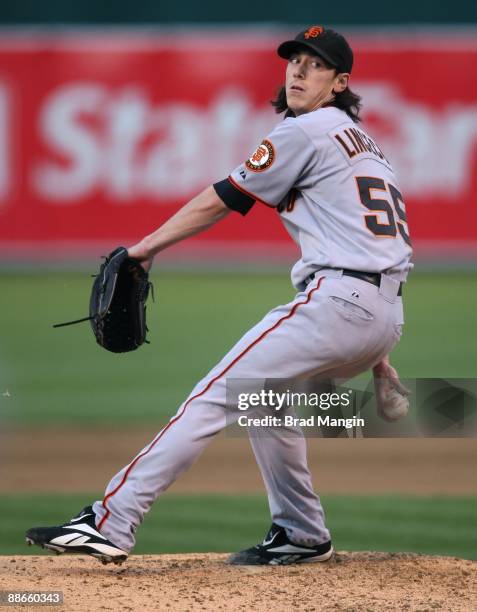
[304,25,324,39]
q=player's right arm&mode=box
[373,355,410,422]
[127,186,231,268]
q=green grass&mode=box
[393,272,477,376]
[1,493,475,559]
[0,271,476,425]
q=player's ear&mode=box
[333,73,350,93]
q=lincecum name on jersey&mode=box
[330,126,390,166]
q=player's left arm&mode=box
[127,186,231,269]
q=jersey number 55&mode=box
[356,176,411,246]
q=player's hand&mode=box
[127,242,154,272]
[373,358,410,422]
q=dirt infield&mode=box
[1,552,475,611]
[3,428,476,610]
[2,427,477,495]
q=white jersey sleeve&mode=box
[228,118,317,207]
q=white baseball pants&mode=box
[93,270,404,552]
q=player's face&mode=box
[285,50,349,116]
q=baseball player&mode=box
[26,26,412,566]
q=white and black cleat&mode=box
[25,505,128,565]
[227,523,333,566]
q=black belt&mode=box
[308,269,402,296]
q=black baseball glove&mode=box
[54,247,153,353]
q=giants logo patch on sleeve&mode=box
[245,140,275,172]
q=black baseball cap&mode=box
[277,25,353,73]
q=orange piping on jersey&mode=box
[97,276,326,531]
[227,175,276,209]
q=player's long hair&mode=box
[271,81,362,122]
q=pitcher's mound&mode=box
[1,552,475,611]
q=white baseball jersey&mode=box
[218,107,413,289]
